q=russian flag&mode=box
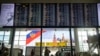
[26,30,45,45]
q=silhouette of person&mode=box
[55,49,62,56]
[44,47,50,56]
[1,43,8,56]
[31,48,35,56]
[18,49,23,56]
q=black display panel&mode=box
[15,4,29,26]
[43,4,56,26]
[3,3,98,27]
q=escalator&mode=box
[88,36,99,56]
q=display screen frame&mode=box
[0,3,15,27]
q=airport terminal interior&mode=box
[0,28,100,56]
[0,3,100,56]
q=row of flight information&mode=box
[0,3,100,27]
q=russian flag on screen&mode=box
[26,30,45,45]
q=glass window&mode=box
[4,35,10,40]
[14,28,41,56]
[74,28,99,56]
[5,31,10,35]
[15,31,20,35]
[20,31,27,35]
[14,41,18,45]
[88,31,96,36]
[83,46,89,51]
[42,28,70,56]
[19,36,26,40]
[19,41,26,45]
[14,36,19,40]
[4,40,9,44]
[0,28,12,56]
[0,35,3,40]
[0,31,4,35]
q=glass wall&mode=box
[42,28,72,56]
[73,28,99,56]
[13,28,41,56]
[12,28,72,56]
[0,28,100,56]
[0,28,11,56]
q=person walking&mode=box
[31,49,35,56]
[44,47,51,56]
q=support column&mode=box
[74,28,80,55]
[9,28,15,56]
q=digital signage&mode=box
[25,28,74,46]
[98,3,100,26]
[0,4,14,27]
